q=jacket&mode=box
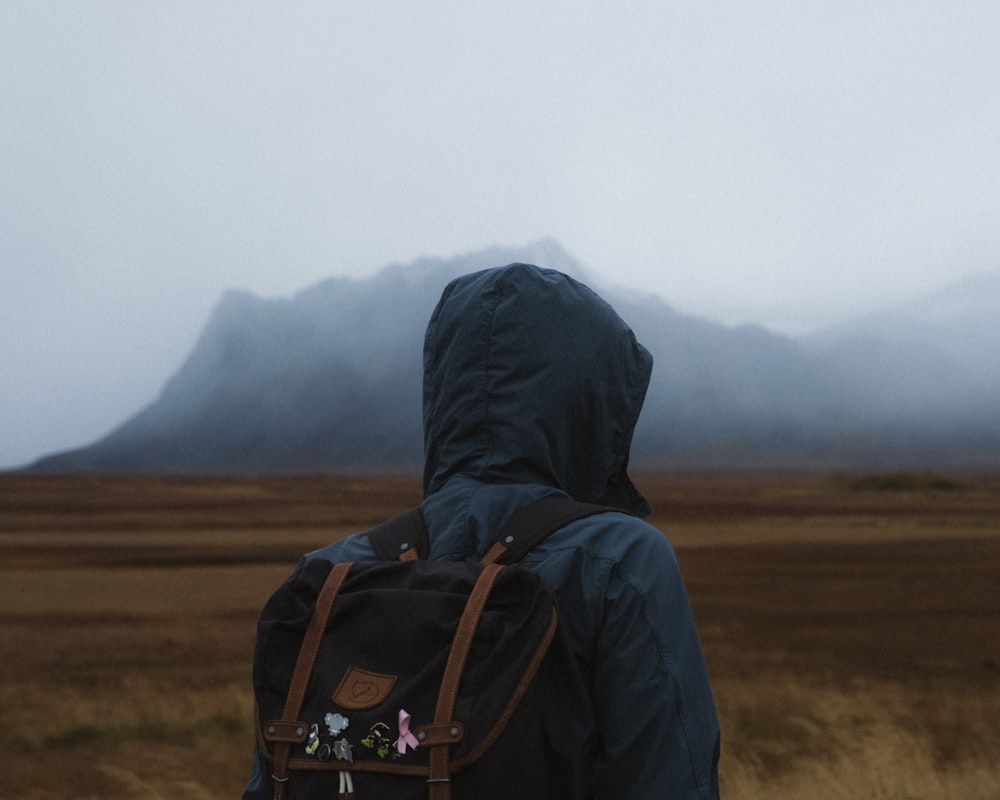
[243,264,721,799]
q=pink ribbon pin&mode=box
[395,708,419,754]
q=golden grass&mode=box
[1,471,998,799]
[716,675,1000,799]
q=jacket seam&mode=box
[608,565,709,796]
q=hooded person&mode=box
[243,264,721,799]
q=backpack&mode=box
[251,495,612,800]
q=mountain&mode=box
[804,271,1000,397]
[27,242,1000,473]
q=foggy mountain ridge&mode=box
[803,270,1000,392]
[27,243,1000,473]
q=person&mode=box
[242,263,721,799]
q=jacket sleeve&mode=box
[591,528,720,799]
[241,747,268,800]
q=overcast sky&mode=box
[3,2,999,469]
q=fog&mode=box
[25,244,1000,474]
[3,3,1000,468]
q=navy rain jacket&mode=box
[243,264,721,799]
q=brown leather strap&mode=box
[427,562,504,800]
[480,540,508,566]
[272,561,353,800]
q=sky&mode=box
[2,2,999,469]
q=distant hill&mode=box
[27,242,1000,473]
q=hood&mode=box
[422,264,653,516]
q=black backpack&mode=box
[251,495,612,800]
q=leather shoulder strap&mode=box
[367,508,428,561]
[481,495,619,565]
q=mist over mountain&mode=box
[28,242,1000,473]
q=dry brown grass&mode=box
[1,471,998,799]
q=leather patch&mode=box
[332,667,397,709]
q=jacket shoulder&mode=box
[305,529,378,563]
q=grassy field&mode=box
[1,471,998,799]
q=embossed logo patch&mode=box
[332,667,398,709]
